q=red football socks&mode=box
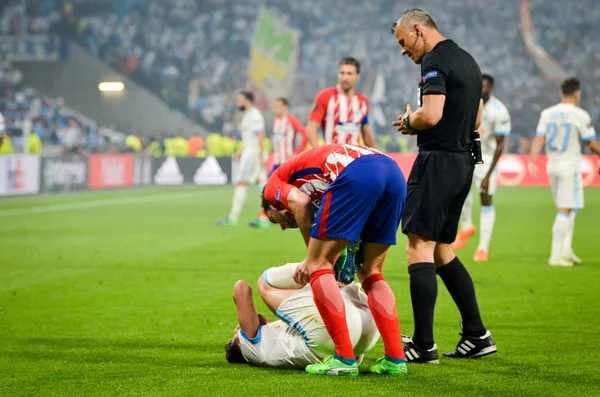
[362,273,406,361]
[310,269,356,361]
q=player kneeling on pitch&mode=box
[225,262,379,370]
[261,143,408,377]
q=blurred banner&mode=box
[248,8,300,112]
[0,155,41,196]
[151,156,232,186]
[388,153,600,187]
[88,154,135,189]
[41,155,88,193]
[0,35,69,62]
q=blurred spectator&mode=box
[1,0,596,153]
[0,60,131,153]
[56,0,598,152]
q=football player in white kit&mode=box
[453,75,511,262]
[217,92,266,226]
[529,77,600,267]
[225,262,380,370]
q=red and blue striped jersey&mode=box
[264,144,383,212]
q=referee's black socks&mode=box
[408,262,438,350]
[437,257,486,338]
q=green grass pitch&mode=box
[1,185,599,396]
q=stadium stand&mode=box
[0,60,125,153]
[3,0,598,153]
[55,0,598,152]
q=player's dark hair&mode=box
[276,97,289,107]
[482,74,495,87]
[240,91,254,103]
[225,340,248,364]
[339,57,360,74]
[561,77,581,96]
[391,9,438,33]
[261,186,270,213]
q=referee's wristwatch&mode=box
[403,114,412,130]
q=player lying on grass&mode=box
[225,262,380,370]
[262,143,407,376]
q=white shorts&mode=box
[235,150,261,184]
[276,284,363,359]
[548,168,584,209]
[341,284,380,355]
[473,161,499,196]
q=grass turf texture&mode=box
[1,185,599,396]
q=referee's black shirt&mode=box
[417,40,482,153]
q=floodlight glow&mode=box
[98,82,125,92]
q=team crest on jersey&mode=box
[422,70,438,82]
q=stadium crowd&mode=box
[2,0,598,155]
[0,58,129,154]
[54,0,598,151]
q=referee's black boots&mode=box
[444,330,497,359]
[401,336,440,364]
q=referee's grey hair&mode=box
[391,9,438,33]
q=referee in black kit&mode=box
[391,9,496,363]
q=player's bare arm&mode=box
[233,280,263,339]
[360,124,377,148]
[393,95,446,134]
[585,140,600,174]
[528,135,546,177]
[306,120,320,148]
[257,131,266,166]
[475,99,484,130]
[286,187,314,246]
[586,139,600,156]
[481,134,505,195]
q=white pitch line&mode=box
[0,190,218,217]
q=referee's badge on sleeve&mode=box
[422,70,439,82]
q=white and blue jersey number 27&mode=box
[546,122,572,152]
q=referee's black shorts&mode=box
[401,150,474,244]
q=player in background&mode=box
[306,58,376,148]
[249,98,308,229]
[262,144,407,377]
[529,77,600,267]
[452,75,511,262]
[217,91,266,226]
